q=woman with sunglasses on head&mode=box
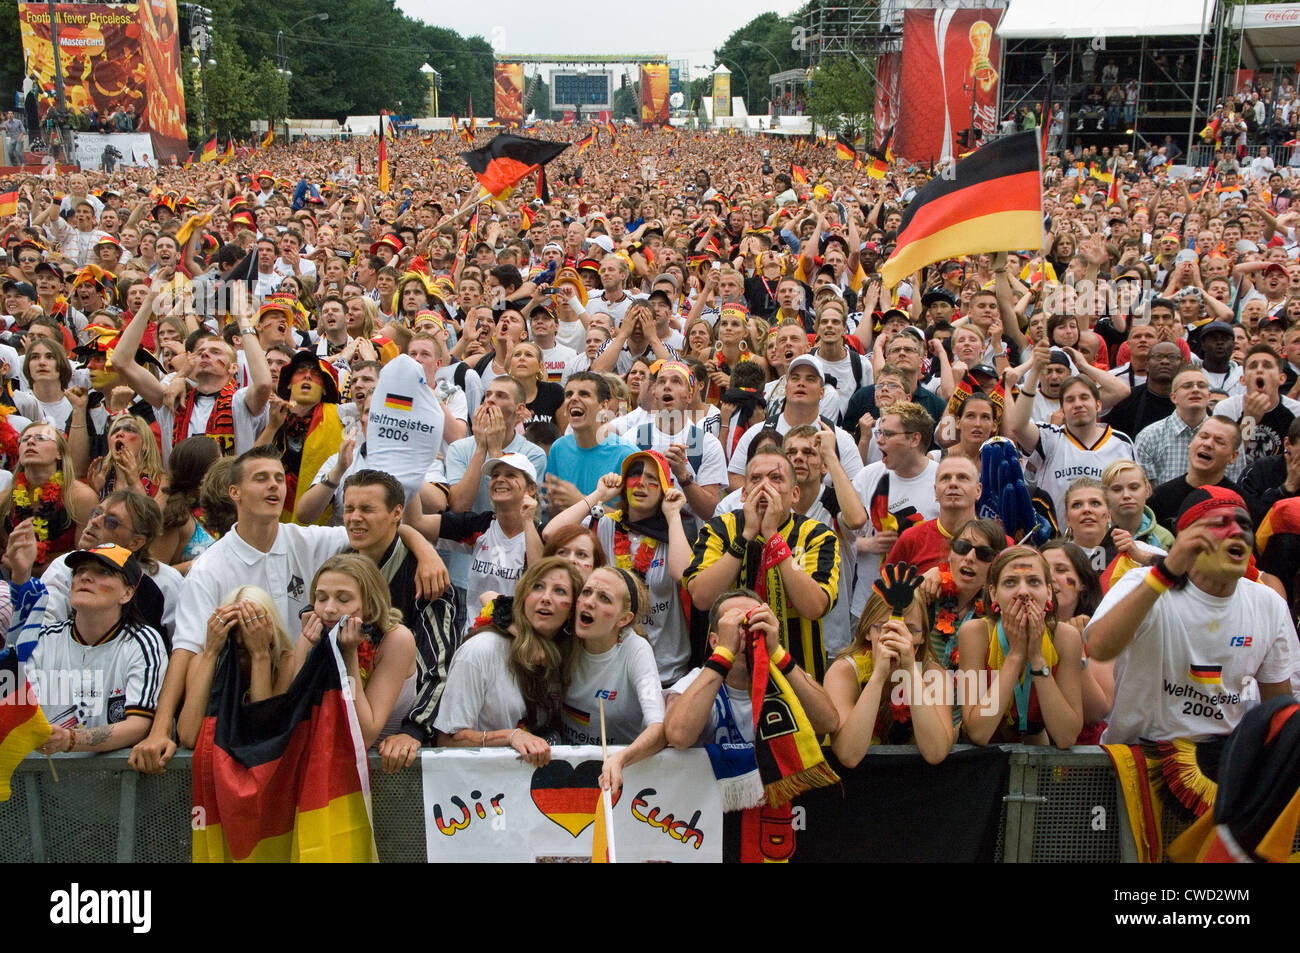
[0,422,96,574]
[563,567,666,793]
[826,572,955,767]
[917,518,1007,670]
[958,546,1083,748]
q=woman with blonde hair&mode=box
[176,586,295,748]
[562,566,666,791]
[1,421,97,573]
[826,569,954,767]
[94,414,163,501]
[1100,459,1172,564]
[508,340,565,426]
[345,294,380,341]
[294,553,417,748]
[435,556,582,766]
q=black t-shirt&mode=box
[526,381,565,426]
[1104,384,1174,440]
[1149,475,1243,534]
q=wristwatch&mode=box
[1029,664,1051,679]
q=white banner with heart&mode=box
[421,746,722,862]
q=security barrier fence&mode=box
[0,745,1177,863]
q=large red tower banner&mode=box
[873,51,901,152]
[893,7,1002,163]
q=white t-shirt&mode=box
[560,633,665,745]
[1092,570,1297,743]
[464,520,527,634]
[586,289,644,326]
[433,631,527,734]
[172,523,349,654]
[668,668,754,746]
[555,315,587,354]
[1031,424,1135,520]
[539,342,579,384]
[595,517,689,683]
[848,460,941,618]
[726,412,864,486]
[29,618,167,730]
[154,386,268,462]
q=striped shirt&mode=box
[685,511,840,681]
[28,617,167,730]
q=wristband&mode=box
[711,645,735,665]
[704,654,733,678]
[1151,556,1186,590]
[1021,387,1037,396]
[771,645,794,673]
[1143,569,1170,596]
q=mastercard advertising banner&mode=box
[639,64,669,126]
[18,1,187,161]
[893,7,1002,163]
[494,61,524,127]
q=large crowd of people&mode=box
[1,116,1296,843]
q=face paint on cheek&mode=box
[624,476,644,489]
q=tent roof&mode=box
[1228,4,1300,69]
[998,0,1214,39]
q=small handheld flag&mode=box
[199,136,218,163]
[378,114,391,194]
[0,191,18,218]
[0,649,52,801]
[261,129,274,149]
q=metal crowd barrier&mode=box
[0,745,1163,863]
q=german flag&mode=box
[880,131,1042,288]
[261,129,274,149]
[865,152,888,179]
[1088,162,1113,184]
[468,94,476,135]
[1107,170,1122,207]
[199,136,218,163]
[604,118,617,143]
[534,166,549,203]
[461,133,570,201]
[218,138,235,165]
[0,649,51,801]
[191,633,376,862]
[0,190,17,218]
[383,393,413,412]
[1189,664,1223,685]
[378,115,390,194]
[790,164,809,185]
[574,128,596,154]
[835,133,856,162]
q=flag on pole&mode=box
[261,129,274,149]
[535,166,549,203]
[835,133,856,162]
[191,630,377,862]
[199,136,218,163]
[1040,70,1055,160]
[468,95,476,135]
[880,131,1043,288]
[791,164,809,185]
[218,138,235,165]
[461,133,570,201]
[378,114,390,194]
[0,648,52,802]
[1107,169,1121,207]
[574,128,596,154]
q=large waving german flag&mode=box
[461,133,570,201]
[835,133,856,162]
[880,131,1042,288]
[199,136,218,163]
[191,630,376,862]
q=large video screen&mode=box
[550,71,611,111]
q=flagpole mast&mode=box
[599,696,617,864]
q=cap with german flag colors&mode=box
[67,543,143,587]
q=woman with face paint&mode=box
[958,546,1084,748]
[259,351,344,525]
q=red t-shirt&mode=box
[887,518,1015,572]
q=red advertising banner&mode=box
[874,51,901,151]
[640,64,670,126]
[494,62,524,126]
[894,7,1002,163]
[18,1,187,161]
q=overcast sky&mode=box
[396,0,803,75]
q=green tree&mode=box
[714,10,804,114]
[806,56,873,140]
[201,34,255,141]
[613,82,638,121]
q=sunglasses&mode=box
[88,507,135,535]
[950,538,997,562]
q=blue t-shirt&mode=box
[547,434,633,495]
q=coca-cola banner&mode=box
[893,7,1002,163]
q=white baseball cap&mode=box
[587,234,615,255]
[485,452,538,484]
